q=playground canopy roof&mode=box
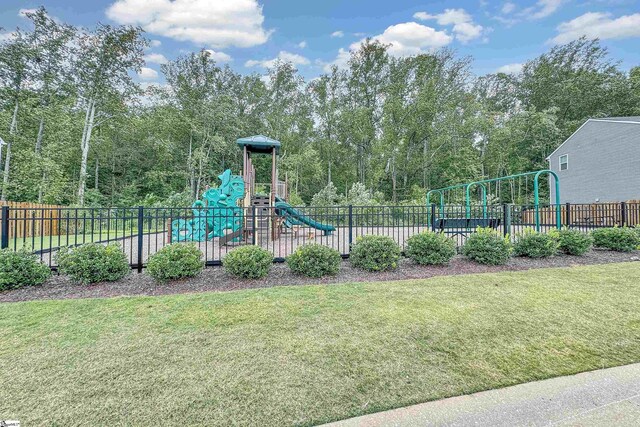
[236,135,281,154]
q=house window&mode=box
[559,154,568,171]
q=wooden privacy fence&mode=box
[0,201,64,241]
[522,202,640,227]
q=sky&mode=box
[1,0,639,83]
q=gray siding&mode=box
[548,120,640,203]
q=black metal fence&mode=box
[1,202,638,270]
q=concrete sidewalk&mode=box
[324,363,640,427]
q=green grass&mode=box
[2,263,640,426]
[8,229,164,251]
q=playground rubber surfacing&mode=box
[34,223,436,268]
[4,250,639,303]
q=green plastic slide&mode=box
[274,200,335,235]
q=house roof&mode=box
[546,117,640,160]
[236,135,281,154]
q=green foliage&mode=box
[462,227,512,265]
[513,228,559,258]
[550,228,593,255]
[287,244,342,277]
[350,235,401,271]
[223,245,273,279]
[56,243,129,284]
[147,244,204,282]
[0,249,51,290]
[592,227,640,252]
[405,231,456,265]
[311,182,340,207]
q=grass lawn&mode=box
[2,263,640,426]
[7,229,164,251]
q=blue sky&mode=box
[1,0,639,82]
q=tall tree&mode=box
[74,23,145,205]
[0,29,30,201]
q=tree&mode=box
[0,29,30,201]
[74,24,145,205]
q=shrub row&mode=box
[2,226,637,290]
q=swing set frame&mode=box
[426,169,561,231]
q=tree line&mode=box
[1,7,639,207]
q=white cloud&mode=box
[138,67,159,80]
[323,21,453,71]
[18,8,38,17]
[0,32,16,42]
[245,50,310,68]
[106,0,272,48]
[521,0,563,20]
[370,22,452,54]
[330,30,344,38]
[552,12,640,44]
[496,63,523,74]
[144,53,169,64]
[501,2,516,14]
[203,49,232,63]
[298,41,307,48]
[322,48,350,72]
[414,9,485,43]
[150,39,162,47]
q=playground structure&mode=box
[171,135,335,245]
[426,170,561,232]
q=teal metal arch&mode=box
[465,182,487,219]
[426,169,561,231]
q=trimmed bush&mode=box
[551,228,593,256]
[513,228,559,258]
[0,249,51,291]
[56,243,129,284]
[147,243,204,282]
[405,231,456,265]
[462,227,512,265]
[349,235,401,272]
[592,227,640,252]
[287,244,341,277]
[223,245,273,279]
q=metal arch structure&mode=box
[426,170,561,231]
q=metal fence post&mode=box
[251,206,256,245]
[565,202,571,228]
[1,206,8,249]
[621,201,627,227]
[137,206,144,272]
[348,205,353,252]
[430,204,436,232]
[502,204,510,237]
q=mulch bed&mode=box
[1,250,639,303]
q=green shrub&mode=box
[592,227,640,252]
[551,228,593,256]
[147,244,204,281]
[462,227,512,265]
[0,249,51,291]
[223,245,273,279]
[287,244,341,277]
[56,243,129,284]
[405,231,456,265]
[513,228,559,258]
[349,235,401,272]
